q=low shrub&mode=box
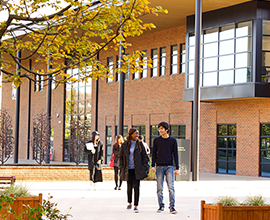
[0,184,33,197]
[213,196,240,206]
[242,195,268,206]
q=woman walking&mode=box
[120,128,149,213]
[113,135,124,190]
[84,131,104,189]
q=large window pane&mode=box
[235,68,251,83]
[218,150,227,160]
[262,124,270,136]
[228,150,236,161]
[189,33,195,46]
[228,138,236,148]
[218,162,227,173]
[236,37,251,53]
[203,72,217,86]
[220,24,234,40]
[189,46,195,60]
[228,163,236,174]
[261,138,270,150]
[204,57,218,72]
[228,124,236,135]
[235,53,251,68]
[263,20,270,35]
[218,138,227,148]
[218,125,227,136]
[188,75,194,88]
[236,21,252,37]
[263,36,270,51]
[262,52,270,66]
[204,43,218,57]
[261,164,270,177]
[204,28,218,43]
[219,55,234,70]
[219,70,234,85]
[219,40,234,55]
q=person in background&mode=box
[113,135,124,190]
[120,128,149,213]
[151,122,179,214]
[84,131,103,189]
[138,135,150,155]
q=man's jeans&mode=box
[156,165,175,209]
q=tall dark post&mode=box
[118,34,125,136]
[192,0,202,181]
[95,54,99,131]
[27,60,32,160]
[14,51,21,164]
[46,59,52,163]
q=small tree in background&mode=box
[31,112,50,165]
[0,109,13,165]
[69,115,87,166]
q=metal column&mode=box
[27,59,32,160]
[46,61,52,163]
[95,54,99,131]
[192,0,202,181]
[14,51,21,164]
[118,36,125,136]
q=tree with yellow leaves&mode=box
[0,0,167,87]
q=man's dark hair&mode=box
[158,122,170,134]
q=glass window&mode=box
[160,47,166,76]
[263,20,270,35]
[204,43,218,58]
[217,124,237,175]
[236,21,252,37]
[133,125,146,141]
[219,40,234,55]
[203,72,217,86]
[115,125,128,140]
[220,24,234,40]
[219,70,234,85]
[171,45,179,75]
[260,123,270,177]
[187,21,252,88]
[107,57,113,83]
[151,49,158,77]
[180,44,185,74]
[106,126,112,164]
[170,125,186,139]
[142,50,147,78]
[235,68,251,84]
[133,57,140,80]
[64,67,92,163]
[204,28,218,43]
[150,125,159,148]
[204,57,218,72]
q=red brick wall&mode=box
[1,55,65,161]
[0,166,114,181]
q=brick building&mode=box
[2,0,270,177]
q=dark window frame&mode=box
[170,124,186,139]
[260,123,270,177]
[160,47,166,76]
[151,48,158,77]
[106,126,112,164]
[217,124,237,175]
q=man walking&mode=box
[151,122,179,214]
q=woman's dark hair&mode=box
[158,122,170,134]
[115,135,123,151]
[126,128,141,154]
[91,131,100,145]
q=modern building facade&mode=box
[2,0,270,177]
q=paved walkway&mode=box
[16,173,270,220]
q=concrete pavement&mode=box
[17,173,270,220]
